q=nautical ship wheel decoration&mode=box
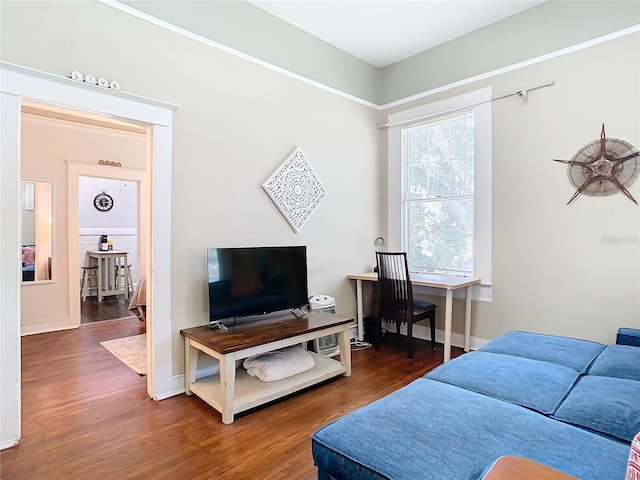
[553,124,639,205]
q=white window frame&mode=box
[387,87,492,301]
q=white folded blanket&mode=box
[243,346,315,383]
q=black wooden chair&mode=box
[375,252,437,359]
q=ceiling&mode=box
[248,0,545,68]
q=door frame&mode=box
[68,164,146,330]
[0,61,177,449]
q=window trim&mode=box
[387,87,492,299]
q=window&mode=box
[404,112,474,275]
[387,88,491,291]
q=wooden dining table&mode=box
[87,250,129,302]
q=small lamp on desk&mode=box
[373,237,385,272]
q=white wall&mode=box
[384,32,640,343]
[1,1,382,379]
[79,177,137,229]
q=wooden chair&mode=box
[375,252,437,359]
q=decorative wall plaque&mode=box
[263,148,327,233]
[553,124,639,205]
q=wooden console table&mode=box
[181,310,352,424]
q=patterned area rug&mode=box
[100,334,147,375]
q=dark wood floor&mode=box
[1,319,462,480]
[81,295,136,324]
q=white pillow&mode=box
[243,346,315,383]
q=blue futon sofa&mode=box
[311,329,640,480]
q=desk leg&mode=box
[464,285,472,352]
[444,289,453,362]
[184,338,198,395]
[338,326,352,377]
[220,353,236,425]
[356,279,364,341]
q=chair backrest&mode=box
[376,252,413,323]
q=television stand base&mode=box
[209,320,229,331]
[182,310,352,424]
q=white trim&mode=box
[68,163,146,331]
[388,88,493,295]
[147,123,173,400]
[381,25,640,110]
[0,61,175,450]
[0,438,19,451]
[381,321,490,351]
[155,376,187,400]
[97,0,379,110]
[0,62,176,124]
[85,6,638,111]
[79,227,137,236]
[1,91,22,449]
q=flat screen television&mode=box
[207,246,308,322]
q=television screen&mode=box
[207,246,308,322]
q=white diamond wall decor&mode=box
[263,148,327,233]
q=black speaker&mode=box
[364,316,380,344]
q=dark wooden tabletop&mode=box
[180,310,353,355]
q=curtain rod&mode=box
[379,80,555,129]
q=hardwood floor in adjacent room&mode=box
[81,294,136,324]
[1,319,462,480]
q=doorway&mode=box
[78,175,140,325]
[20,104,148,331]
[1,62,176,449]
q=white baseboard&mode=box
[381,320,489,351]
[1,437,19,451]
[154,357,233,400]
[152,374,186,400]
[21,323,76,336]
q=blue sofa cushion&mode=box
[311,379,629,480]
[479,331,605,373]
[425,351,579,415]
[553,376,640,443]
[588,345,640,381]
[617,328,640,347]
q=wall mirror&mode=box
[21,181,53,283]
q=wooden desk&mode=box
[482,456,578,480]
[347,271,480,362]
[181,310,352,424]
[87,250,129,302]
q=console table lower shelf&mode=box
[189,352,345,418]
[181,311,353,424]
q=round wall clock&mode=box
[94,191,114,211]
